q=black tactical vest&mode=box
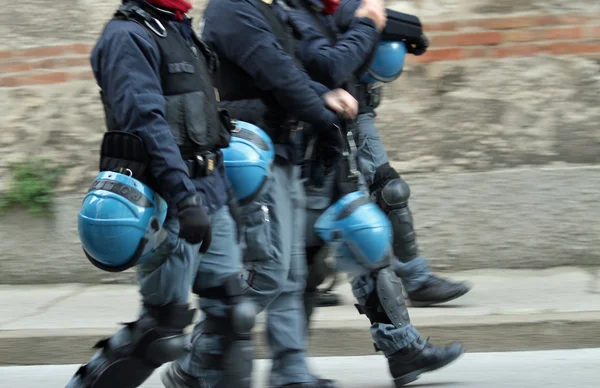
[102,3,230,159]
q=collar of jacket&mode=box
[124,0,181,21]
[307,0,324,7]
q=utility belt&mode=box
[355,83,383,114]
[183,150,223,179]
[266,119,305,165]
[264,119,303,144]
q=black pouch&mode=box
[99,131,157,190]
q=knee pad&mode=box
[354,267,411,329]
[378,178,410,212]
[197,273,257,388]
[198,273,257,336]
[374,177,418,261]
[69,304,194,388]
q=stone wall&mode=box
[1,0,599,283]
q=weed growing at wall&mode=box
[0,159,65,216]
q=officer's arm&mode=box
[309,80,331,96]
[91,23,196,205]
[333,0,362,30]
[294,12,379,88]
[203,0,337,129]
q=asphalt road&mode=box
[0,348,598,388]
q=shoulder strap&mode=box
[253,0,295,56]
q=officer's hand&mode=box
[177,195,212,253]
[324,89,358,120]
[355,0,387,32]
[406,33,429,56]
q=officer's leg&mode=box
[355,112,390,187]
[262,163,311,386]
[303,171,336,331]
[304,245,332,330]
[162,205,256,388]
[372,163,471,304]
[355,113,426,268]
[355,113,421,268]
[355,113,471,305]
[66,219,196,388]
[352,267,464,387]
[266,164,336,387]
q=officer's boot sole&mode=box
[408,285,471,308]
[160,362,200,388]
[315,292,341,307]
[392,347,465,387]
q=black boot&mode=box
[407,274,471,307]
[279,378,338,388]
[315,290,341,307]
[388,338,465,387]
[161,362,207,388]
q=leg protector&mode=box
[67,303,194,388]
[355,267,411,329]
[197,273,257,388]
[371,164,418,262]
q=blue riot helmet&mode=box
[222,119,275,203]
[360,41,407,84]
[78,171,168,272]
[314,191,393,275]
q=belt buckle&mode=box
[200,152,216,176]
[289,121,304,141]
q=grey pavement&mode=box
[1,267,600,365]
[1,349,600,388]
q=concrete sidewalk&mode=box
[1,267,600,365]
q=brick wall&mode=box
[418,13,600,62]
[1,13,599,88]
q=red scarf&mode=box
[322,0,341,15]
[145,0,192,20]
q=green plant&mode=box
[0,159,65,216]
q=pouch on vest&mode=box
[99,131,159,192]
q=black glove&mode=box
[315,124,347,177]
[319,123,346,154]
[406,33,429,56]
[177,195,212,253]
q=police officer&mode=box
[65,0,245,387]
[288,0,471,308]
[160,0,356,387]
[283,1,465,386]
